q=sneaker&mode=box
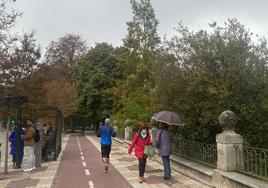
[29,167,36,172]
[23,168,31,172]
[14,165,21,169]
[104,164,109,173]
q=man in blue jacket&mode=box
[97,118,116,173]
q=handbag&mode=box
[144,145,155,157]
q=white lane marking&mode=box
[85,169,90,176]
[80,152,83,155]
[82,161,87,167]
[88,181,94,188]
[81,156,85,160]
[77,136,82,151]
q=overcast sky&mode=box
[12,0,268,54]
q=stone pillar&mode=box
[150,127,157,146]
[113,120,118,134]
[150,118,158,146]
[124,119,133,141]
[216,110,243,171]
[34,118,43,168]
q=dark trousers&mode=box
[12,154,16,163]
[12,154,22,167]
[138,157,147,177]
[42,145,48,161]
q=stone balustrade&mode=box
[116,110,268,188]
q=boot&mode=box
[139,177,143,183]
[142,176,146,182]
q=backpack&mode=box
[32,126,40,142]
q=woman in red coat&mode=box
[128,122,151,183]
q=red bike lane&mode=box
[53,134,131,188]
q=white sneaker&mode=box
[28,167,36,171]
[23,168,31,172]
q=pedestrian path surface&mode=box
[0,133,210,188]
[0,135,69,188]
[52,134,131,188]
[88,135,210,188]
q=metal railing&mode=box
[172,137,217,167]
[116,128,125,140]
[235,145,268,181]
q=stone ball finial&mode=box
[113,120,118,126]
[125,119,132,126]
[218,110,237,130]
[150,118,157,126]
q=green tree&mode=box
[73,43,121,124]
[112,0,160,125]
[154,19,268,147]
[123,0,160,83]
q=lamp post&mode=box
[14,96,27,168]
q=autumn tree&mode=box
[0,0,20,88]
[43,33,87,117]
[45,33,87,69]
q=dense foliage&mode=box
[1,0,268,148]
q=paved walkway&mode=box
[0,135,69,188]
[88,135,210,188]
[0,134,210,188]
[52,134,131,188]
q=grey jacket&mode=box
[156,129,171,156]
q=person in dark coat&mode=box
[156,122,172,180]
[9,126,25,168]
[128,123,152,183]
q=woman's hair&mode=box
[138,122,149,132]
[159,122,168,129]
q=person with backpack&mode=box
[23,119,36,172]
[97,118,116,173]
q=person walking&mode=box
[156,122,172,180]
[97,118,116,173]
[128,122,151,183]
[9,126,24,168]
[23,119,36,172]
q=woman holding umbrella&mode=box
[156,122,172,180]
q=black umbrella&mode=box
[152,111,182,126]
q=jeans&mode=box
[25,146,35,169]
[162,156,171,178]
[138,157,147,177]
